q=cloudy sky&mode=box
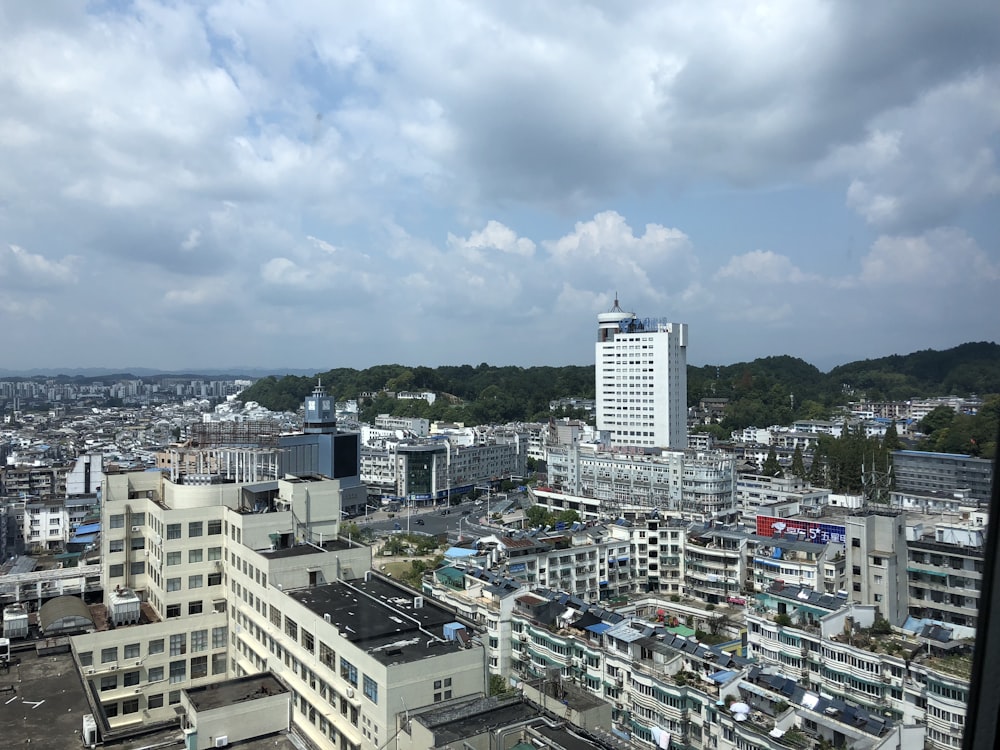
[1,1,998,373]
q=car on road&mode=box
[415,519,425,526]
[461,510,471,515]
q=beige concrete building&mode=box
[70,467,484,749]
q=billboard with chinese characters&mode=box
[755,515,847,545]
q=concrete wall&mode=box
[183,686,289,750]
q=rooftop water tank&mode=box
[107,587,141,626]
[2,605,29,639]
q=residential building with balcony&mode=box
[905,520,984,632]
[538,444,737,522]
[745,588,964,750]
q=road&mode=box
[356,499,496,542]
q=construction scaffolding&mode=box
[189,421,282,449]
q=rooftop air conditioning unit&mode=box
[346,688,355,698]
[131,526,142,533]
[214,737,229,748]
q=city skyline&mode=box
[1,2,998,372]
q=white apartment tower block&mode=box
[595,298,688,450]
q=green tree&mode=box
[762,447,783,477]
[489,674,513,697]
[920,405,956,436]
[882,421,901,452]
[790,445,806,479]
[555,510,580,524]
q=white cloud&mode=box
[825,68,1000,231]
[448,221,535,259]
[715,250,818,284]
[0,1,996,370]
[857,229,1000,287]
[180,229,202,252]
[0,244,77,287]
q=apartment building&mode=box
[424,567,525,675]
[360,435,526,503]
[892,449,993,504]
[906,520,984,632]
[737,473,829,522]
[745,588,967,750]
[539,445,737,521]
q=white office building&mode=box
[595,298,689,450]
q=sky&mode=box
[1,1,998,374]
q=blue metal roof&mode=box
[74,522,101,535]
[70,534,97,544]
[585,622,611,634]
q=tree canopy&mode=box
[237,342,1000,434]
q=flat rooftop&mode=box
[288,575,472,665]
[0,649,90,750]
[186,673,287,712]
[419,696,535,745]
[259,538,355,559]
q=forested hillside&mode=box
[238,342,999,431]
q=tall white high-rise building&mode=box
[595,297,688,449]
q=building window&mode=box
[130,561,145,576]
[191,630,208,653]
[166,552,181,566]
[148,639,164,655]
[191,656,208,679]
[100,676,117,691]
[207,520,222,535]
[170,634,186,656]
[189,549,203,563]
[78,651,93,667]
[188,522,203,537]
[109,514,125,529]
[168,691,181,705]
[169,660,186,684]
[148,693,164,709]
[166,578,181,592]
[340,658,358,687]
[109,540,124,553]
[130,537,145,550]
[212,653,226,675]
[208,572,222,587]
[101,647,118,664]
[123,643,140,660]
[320,642,335,669]
[109,564,124,578]
[189,575,203,589]
[212,626,227,649]
[122,699,139,714]
[301,630,314,654]
[188,600,203,615]
[207,546,222,561]
[363,675,378,704]
[123,671,140,687]
[148,666,164,682]
[166,523,181,540]
[166,604,181,618]
[285,617,298,640]
[270,606,282,628]
[104,703,118,717]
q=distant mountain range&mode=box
[0,367,322,379]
